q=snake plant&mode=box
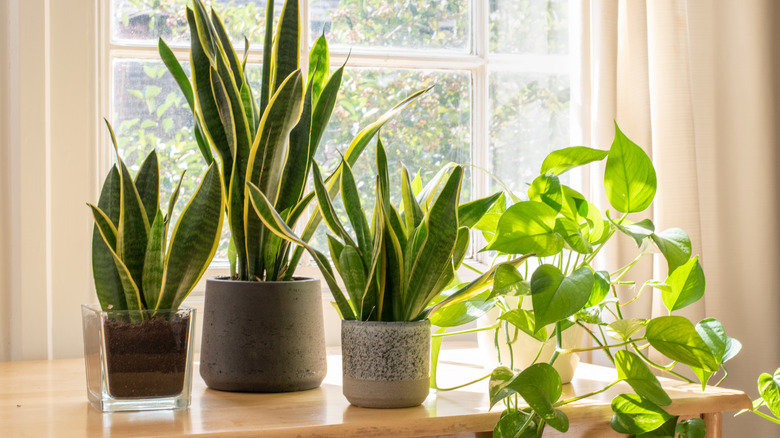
[159,0,427,281]
[248,137,530,321]
[89,121,224,313]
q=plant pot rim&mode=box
[207,276,318,285]
[81,303,194,313]
[342,319,431,326]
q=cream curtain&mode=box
[573,0,780,434]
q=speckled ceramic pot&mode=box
[199,277,326,392]
[341,320,430,408]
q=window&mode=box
[106,0,571,266]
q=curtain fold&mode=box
[574,0,780,434]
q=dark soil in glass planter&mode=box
[104,313,191,398]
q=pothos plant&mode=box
[159,0,427,281]
[738,368,780,426]
[248,136,530,322]
[89,121,224,316]
[433,122,742,437]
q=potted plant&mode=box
[448,122,744,436]
[159,0,429,392]
[83,121,223,412]
[248,137,527,408]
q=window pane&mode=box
[112,0,277,46]
[489,71,570,194]
[112,58,231,258]
[490,0,569,54]
[310,0,470,52]
[310,68,472,251]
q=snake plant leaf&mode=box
[417,260,455,320]
[362,206,388,320]
[508,363,568,432]
[271,0,299,92]
[758,368,780,418]
[484,201,563,257]
[327,234,345,271]
[209,8,244,87]
[165,171,185,228]
[157,164,224,310]
[528,174,563,213]
[191,0,218,61]
[531,265,594,328]
[604,122,657,213]
[239,82,256,141]
[246,181,356,320]
[134,152,159,229]
[339,245,368,315]
[401,165,425,233]
[405,166,463,320]
[651,228,692,275]
[499,309,547,341]
[88,204,143,311]
[91,166,125,311]
[142,209,165,311]
[646,316,719,372]
[615,350,672,406]
[210,67,237,158]
[458,192,502,229]
[244,69,304,278]
[287,86,432,277]
[540,146,609,176]
[312,163,357,248]
[308,35,329,103]
[416,162,459,210]
[611,394,673,435]
[662,255,705,312]
[186,7,229,171]
[452,226,470,269]
[341,159,372,260]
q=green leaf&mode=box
[157,164,224,310]
[554,216,592,254]
[494,410,537,438]
[607,318,647,342]
[694,318,735,364]
[430,291,494,327]
[615,350,672,406]
[142,209,165,310]
[499,309,547,341]
[489,366,517,408]
[758,368,780,418]
[651,228,692,274]
[401,166,425,236]
[474,192,506,241]
[458,192,502,228]
[676,418,706,438]
[604,122,657,213]
[531,265,594,328]
[645,316,719,372]
[611,394,673,434]
[528,174,562,212]
[484,201,563,257]
[91,166,126,311]
[489,264,528,298]
[508,363,568,432]
[338,245,367,316]
[308,35,329,104]
[311,163,356,247]
[662,256,705,312]
[341,160,372,259]
[134,150,159,227]
[540,146,609,176]
[585,270,610,307]
[270,0,300,92]
[452,227,470,269]
[612,218,655,247]
[636,416,679,437]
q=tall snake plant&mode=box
[89,121,224,314]
[159,0,427,281]
[249,138,531,321]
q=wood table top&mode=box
[0,347,751,437]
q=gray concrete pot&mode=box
[341,319,431,408]
[199,277,326,392]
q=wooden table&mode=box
[0,348,750,437]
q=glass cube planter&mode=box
[81,304,195,412]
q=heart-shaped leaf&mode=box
[651,228,692,275]
[662,256,705,312]
[499,309,547,342]
[532,265,594,328]
[615,350,672,406]
[585,270,611,307]
[612,218,655,247]
[508,363,568,432]
[607,318,647,342]
[489,264,528,298]
[540,146,609,176]
[758,368,780,418]
[675,418,706,438]
[484,201,563,257]
[604,123,657,213]
[554,217,593,254]
[611,394,673,434]
[489,366,517,408]
[494,410,537,438]
[646,316,719,372]
[528,174,562,212]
